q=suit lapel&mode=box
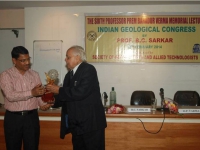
[72,62,85,79]
[63,72,71,87]
[70,62,86,87]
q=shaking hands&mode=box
[31,84,45,97]
[46,84,60,94]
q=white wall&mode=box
[0,29,25,104]
[25,5,200,106]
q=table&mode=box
[1,106,200,150]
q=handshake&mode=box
[31,83,54,104]
[41,85,55,104]
[30,69,58,104]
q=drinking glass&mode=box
[151,98,157,111]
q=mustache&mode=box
[25,64,31,67]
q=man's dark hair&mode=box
[11,46,29,59]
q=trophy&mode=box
[42,69,59,103]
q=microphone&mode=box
[160,88,164,108]
[160,88,164,99]
[102,92,108,107]
[102,92,108,113]
[103,92,108,99]
[157,88,164,111]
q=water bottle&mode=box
[110,87,116,106]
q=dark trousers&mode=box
[4,110,40,150]
[72,128,105,150]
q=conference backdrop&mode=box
[85,15,200,63]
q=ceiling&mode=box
[0,1,200,9]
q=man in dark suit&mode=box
[46,45,107,150]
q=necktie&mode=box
[66,70,74,128]
[70,70,73,79]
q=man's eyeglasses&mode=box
[17,57,31,63]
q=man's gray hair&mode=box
[69,45,87,62]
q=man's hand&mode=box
[46,84,60,94]
[31,84,45,97]
[45,99,55,105]
[39,103,53,111]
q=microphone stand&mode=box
[102,92,108,113]
[157,88,165,111]
[160,88,164,108]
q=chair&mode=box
[173,91,200,106]
[130,91,155,105]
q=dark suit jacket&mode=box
[54,62,107,139]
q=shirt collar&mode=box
[71,62,82,75]
[13,66,29,76]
